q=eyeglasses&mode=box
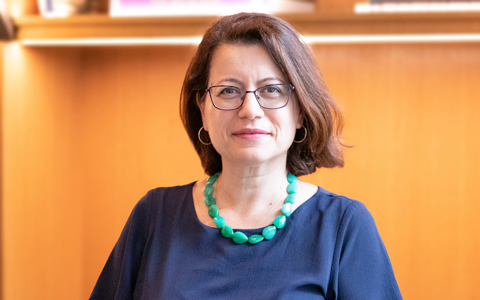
[205,84,295,110]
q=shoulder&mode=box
[291,186,376,240]
[307,186,369,218]
[302,187,402,298]
[310,188,385,257]
[314,191,403,298]
[129,182,195,225]
[318,188,373,226]
[136,182,195,209]
[304,187,378,241]
[320,190,376,236]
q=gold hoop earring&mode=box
[198,126,212,145]
[294,125,307,143]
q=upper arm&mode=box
[335,202,402,300]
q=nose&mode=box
[238,91,264,119]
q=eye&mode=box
[258,85,285,98]
[263,86,280,94]
[270,86,282,93]
[219,87,240,95]
[214,86,242,100]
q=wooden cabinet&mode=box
[2,1,480,299]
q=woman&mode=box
[91,13,402,299]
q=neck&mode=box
[214,163,289,216]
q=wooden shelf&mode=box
[13,12,480,40]
[14,15,219,39]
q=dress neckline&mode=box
[188,182,321,232]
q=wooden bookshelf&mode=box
[13,12,480,40]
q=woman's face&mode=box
[198,43,303,169]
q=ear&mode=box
[296,109,305,129]
[196,93,209,131]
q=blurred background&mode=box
[1,0,480,299]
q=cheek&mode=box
[204,109,230,138]
[290,98,303,128]
[285,104,303,130]
[198,98,209,131]
[203,103,219,131]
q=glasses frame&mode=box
[205,84,295,111]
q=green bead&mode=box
[286,174,298,183]
[273,215,286,229]
[206,175,218,185]
[214,216,226,228]
[221,225,234,238]
[285,194,296,204]
[232,231,248,244]
[287,182,298,194]
[282,203,292,217]
[204,195,216,206]
[208,205,219,218]
[200,172,300,245]
[262,225,277,240]
[203,184,214,196]
[248,234,265,244]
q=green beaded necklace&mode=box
[203,173,298,245]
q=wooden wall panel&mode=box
[2,45,204,299]
[2,45,83,300]
[305,43,480,299]
[0,43,3,300]
[77,46,204,298]
[2,42,479,299]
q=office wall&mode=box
[310,43,480,299]
[2,42,480,299]
[2,45,84,299]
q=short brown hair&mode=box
[180,13,345,176]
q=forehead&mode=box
[208,43,286,85]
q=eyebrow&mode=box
[216,78,243,86]
[258,77,285,85]
[214,77,285,86]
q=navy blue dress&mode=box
[90,182,402,299]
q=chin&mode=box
[223,148,286,167]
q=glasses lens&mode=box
[208,84,293,110]
[209,86,243,110]
[256,84,291,109]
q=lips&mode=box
[232,128,270,140]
